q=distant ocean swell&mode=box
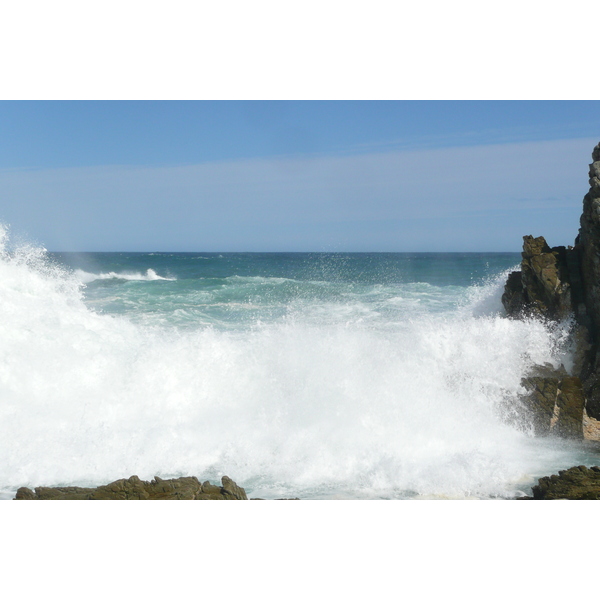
[0,225,594,499]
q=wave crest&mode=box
[74,268,176,283]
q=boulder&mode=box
[528,465,600,500]
[14,474,248,500]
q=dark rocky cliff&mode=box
[573,142,600,416]
[502,142,600,440]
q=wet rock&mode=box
[520,375,560,435]
[523,237,573,319]
[502,235,573,320]
[503,141,600,439]
[555,376,586,438]
[220,475,247,500]
[501,271,525,316]
[519,365,584,439]
[14,475,248,500]
[583,410,600,441]
[529,465,600,499]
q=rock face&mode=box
[573,142,600,417]
[519,365,585,439]
[503,141,600,437]
[527,465,600,500]
[14,475,248,500]
[577,143,600,336]
[502,236,574,321]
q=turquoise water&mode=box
[51,251,521,327]
[2,234,600,499]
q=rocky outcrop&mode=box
[14,474,248,500]
[519,364,585,439]
[504,142,600,437]
[501,271,526,316]
[572,142,600,417]
[576,143,600,335]
[502,236,574,321]
[523,465,600,499]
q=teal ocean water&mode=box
[2,229,599,499]
[55,251,522,328]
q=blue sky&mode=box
[1,101,599,251]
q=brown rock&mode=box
[530,465,600,499]
[519,366,584,439]
[583,410,600,441]
[502,142,600,437]
[14,475,248,500]
[554,376,585,438]
[502,236,574,320]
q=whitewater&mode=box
[1,224,599,500]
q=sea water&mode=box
[1,224,599,499]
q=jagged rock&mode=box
[14,474,248,500]
[503,235,573,320]
[503,142,600,438]
[583,410,600,440]
[523,236,573,319]
[528,465,600,499]
[583,373,600,419]
[501,271,525,315]
[220,475,247,500]
[504,141,600,493]
[519,365,584,439]
[555,376,586,438]
[573,142,600,412]
[571,323,594,382]
[520,375,560,435]
[577,143,600,339]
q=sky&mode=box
[1,100,599,252]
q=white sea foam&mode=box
[0,226,591,499]
[74,268,176,283]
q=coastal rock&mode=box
[529,465,600,499]
[519,364,584,439]
[577,143,600,339]
[502,235,573,320]
[501,271,525,315]
[503,141,600,443]
[14,474,248,500]
[572,141,600,410]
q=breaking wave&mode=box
[0,224,593,499]
[74,268,176,283]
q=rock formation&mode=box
[573,142,600,416]
[502,235,574,321]
[521,465,600,500]
[502,142,600,440]
[518,364,585,438]
[14,474,248,500]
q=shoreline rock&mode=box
[502,142,600,442]
[503,141,600,497]
[14,475,248,500]
[520,465,600,500]
[502,235,574,321]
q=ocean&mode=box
[1,225,599,499]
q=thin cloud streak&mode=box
[0,137,596,251]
